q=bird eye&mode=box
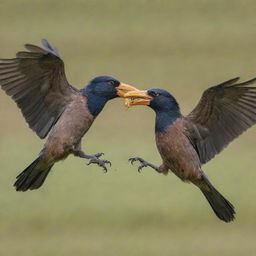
[149,91,160,97]
[108,80,116,86]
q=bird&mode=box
[0,39,138,191]
[124,77,256,222]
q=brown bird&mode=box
[124,77,256,222]
[0,39,138,191]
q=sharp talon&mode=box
[129,158,137,165]
[105,161,111,167]
[95,153,104,158]
[87,159,93,165]
[138,164,145,173]
[86,157,111,172]
[101,166,107,172]
[129,157,159,173]
[100,163,108,172]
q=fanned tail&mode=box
[14,157,53,191]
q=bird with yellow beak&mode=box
[124,77,256,222]
[0,39,139,191]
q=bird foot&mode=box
[92,152,104,159]
[129,157,159,173]
[87,157,111,173]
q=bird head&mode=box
[85,76,138,100]
[124,88,179,112]
[83,75,139,116]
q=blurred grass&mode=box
[0,0,256,255]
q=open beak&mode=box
[123,90,152,107]
[116,83,140,97]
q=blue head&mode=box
[125,88,182,132]
[147,89,180,114]
[82,75,137,116]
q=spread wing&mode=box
[185,77,256,164]
[0,39,79,139]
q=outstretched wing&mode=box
[185,77,256,164]
[0,39,79,139]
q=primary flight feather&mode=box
[124,77,256,222]
[0,39,138,191]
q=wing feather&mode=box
[185,77,256,164]
[0,39,79,139]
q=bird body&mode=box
[156,118,202,181]
[125,78,256,222]
[155,118,235,222]
[0,40,138,191]
[15,94,95,191]
[42,94,94,163]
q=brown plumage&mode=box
[0,39,138,191]
[185,77,256,164]
[1,40,76,139]
[156,119,202,181]
[125,78,256,222]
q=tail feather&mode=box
[14,157,53,191]
[198,173,235,222]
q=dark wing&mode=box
[0,39,79,139]
[185,77,256,164]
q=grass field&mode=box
[0,1,256,255]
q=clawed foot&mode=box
[87,157,111,173]
[74,150,111,172]
[129,157,159,173]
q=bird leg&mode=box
[73,150,104,159]
[73,150,111,173]
[129,157,160,173]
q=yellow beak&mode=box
[123,90,152,107]
[116,83,140,97]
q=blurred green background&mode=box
[0,0,256,255]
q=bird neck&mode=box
[155,109,182,133]
[82,89,108,117]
